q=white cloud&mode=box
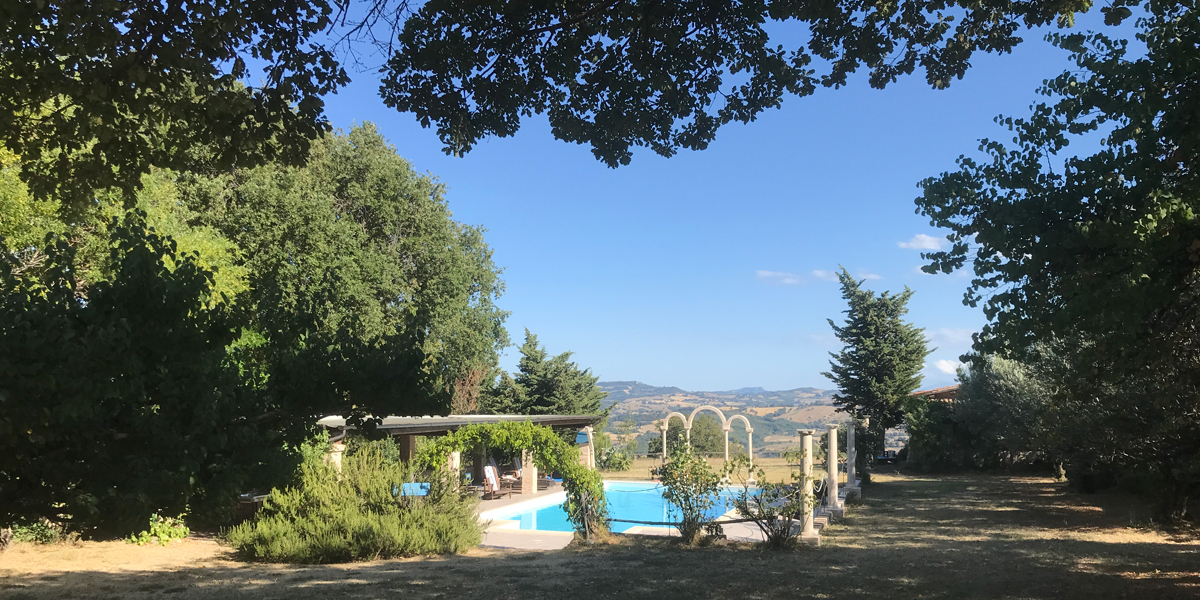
[811,269,838,282]
[928,328,976,350]
[858,271,882,281]
[934,359,961,375]
[898,234,946,251]
[756,270,802,285]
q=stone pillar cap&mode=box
[827,424,839,430]
[796,429,816,435]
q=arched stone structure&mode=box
[686,405,727,449]
[656,406,755,469]
[658,412,688,467]
[724,414,754,468]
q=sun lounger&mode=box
[482,466,512,500]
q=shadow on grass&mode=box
[2,474,1197,600]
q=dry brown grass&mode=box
[3,470,1197,600]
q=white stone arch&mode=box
[686,405,728,456]
[686,405,728,429]
[660,411,688,430]
[657,412,689,466]
[723,414,755,468]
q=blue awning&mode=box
[575,431,590,444]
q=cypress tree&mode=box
[822,267,931,455]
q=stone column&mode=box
[685,425,692,452]
[521,449,537,495]
[660,424,668,468]
[798,429,819,546]
[324,439,347,472]
[748,429,754,470]
[827,424,843,518]
[447,450,461,480]
[723,428,730,462]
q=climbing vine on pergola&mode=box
[417,421,607,538]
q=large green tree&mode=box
[905,353,1053,470]
[0,212,278,536]
[916,2,1198,367]
[914,3,1200,519]
[0,125,510,532]
[181,124,509,429]
[3,0,1103,212]
[822,267,930,440]
[483,330,606,416]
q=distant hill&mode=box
[598,381,835,406]
[598,381,689,406]
[719,386,767,395]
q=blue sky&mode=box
[317,12,1121,392]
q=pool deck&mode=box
[477,485,575,550]
[475,484,563,514]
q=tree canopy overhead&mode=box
[1,0,347,215]
[3,0,1103,214]
[384,0,1096,167]
[915,2,1197,366]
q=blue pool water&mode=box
[485,481,739,533]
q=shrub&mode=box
[596,446,632,471]
[128,514,190,546]
[225,439,481,563]
[561,462,608,541]
[659,448,723,544]
[724,455,817,549]
[11,520,62,544]
[0,212,275,537]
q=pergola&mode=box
[316,413,602,495]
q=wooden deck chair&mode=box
[491,456,520,487]
[482,466,512,500]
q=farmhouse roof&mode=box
[912,385,959,402]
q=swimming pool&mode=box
[479,481,740,533]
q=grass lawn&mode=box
[2,469,1197,599]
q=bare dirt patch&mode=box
[3,471,1197,600]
